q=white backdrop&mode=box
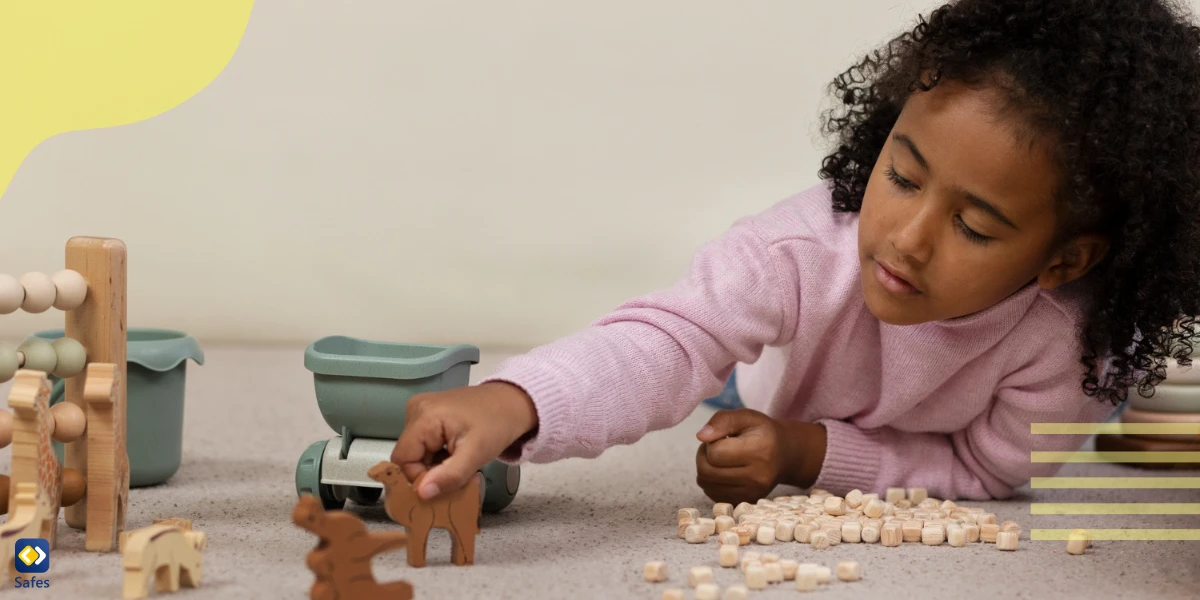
[0,0,1169,347]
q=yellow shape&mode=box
[0,0,255,199]
[1031,476,1200,488]
[1031,503,1200,515]
[1031,528,1200,541]
[1031,451,1200,463]
[1031,423,1200,435]
[17,545,35,566]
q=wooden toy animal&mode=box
[367,460,480,567]
[120,523,206,599]
[292,494,413,600]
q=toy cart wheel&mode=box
[296,440,345,510]
[480,461,520,513]
[348,486,382,505]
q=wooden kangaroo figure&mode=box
[367,461,480,567]
[292,494,412,600]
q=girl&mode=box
[391,0,1200,502]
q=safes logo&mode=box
[13,538,49,589]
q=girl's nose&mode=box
[887,208,935,264]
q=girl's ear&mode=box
[1037,234,1110,289]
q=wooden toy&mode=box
[0,483,51,586]
[0,237,129,553]
[643,560,668,582]
[996,530,1019,551]
[837,560,863,582]
[292,494,412,600]
[718,544,738,567]
[695,583,720,600]
[120,522,206,599]
[296,335,518,515]
[661,589,685,600]
[368,460,480,567]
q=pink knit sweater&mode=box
[482,182,1115,500]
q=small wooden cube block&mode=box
[978,513,997,525]
[644,561,669,582]
[713,502,733,518]
[723,585,749,600]
[965,524,980,543]
[842,521,862,543]
[980,524,1000,543]
[921,525,945,546]
[821,523,842,545]
[907,488,928,504]
[756,526,776,545]
[795,569,818,592]
[695,583,720,600]
[880,524,903,547]
[733,502,753,520]
[744,522,760,541]
[794,522,815,543]
[679,508,701,521]
[715,515,736,533]
[740,551,761,571]
[775,519,796,542]
[745,565,767,590]
[733,526,753,546]
[896,499,913,509]
[1071,529,1091,548]
[836,560,863,582]
[662,589,685,600]
[699,518,717,536]
[845,489,864,509]
[760,552,779,564]
[902,520,924,543]
[809,531,830,549]
[996,531,1018,551]
[780,559,799,580]
[719,544,739,568]
[718,531,741,546]
[863,498,884,519]
[940,499,957,511]
[764,562,783,584]
[689,566,715,587]
[823,496,847,516]
[1000,520,1021,533]
[686,524,708,543]
[947,526,966,547]
[886,487,905,503]
[919,498,940,511]
[1066,533,1089,555]
[861,525,880,544]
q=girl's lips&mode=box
[875,260,920,295]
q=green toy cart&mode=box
[294,335,520,513]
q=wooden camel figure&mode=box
[292,494,413,600]
[367,461,481,568]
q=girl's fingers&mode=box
[700,436,752,468]
[696,445,757,484]
[392,418,451,483]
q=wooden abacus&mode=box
[0,237,128,554]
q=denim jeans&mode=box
[703,370,745,409]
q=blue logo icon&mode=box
[14,538,48,573]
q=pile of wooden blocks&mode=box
[645,556,861,598]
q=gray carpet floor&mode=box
[0,345,1197,599]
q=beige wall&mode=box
[0,0,1176,347]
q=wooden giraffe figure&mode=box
[0,483,51,587]
[7,370,64,548]
[82,362,129,551]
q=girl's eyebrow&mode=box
[893,132,1019,231]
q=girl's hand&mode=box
[390,381,538,501]
[695,409,828,504]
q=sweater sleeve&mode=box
[810,357,1117,500]
[480,217,802,464]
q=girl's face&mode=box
[858,80,1101,325]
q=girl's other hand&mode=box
[694,408,787,503]
[390,381,538,501]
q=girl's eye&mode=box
[955,216,991,245]
[884,165,918,191]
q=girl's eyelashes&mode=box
[884,164,918,191]
[955,216,991,245]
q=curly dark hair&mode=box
[818,0,1200,405]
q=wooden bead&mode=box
[662,589,684,600]
[678,508,700,522]
[0,409,11,448]
[688,566,714,587]
[644,561,668,582]
[695,583,720,600]
[837,560,863,582]
[845,489,864,509]
[861,525,880,544]
[713,502,733,518]
[18,338,56,373]
[50,402,86,442]
[19,272,55,313]
[744,565,767,590]
[996,531,1019,551]
[1067,532,1089,555]
[823,496,847,516]
[842,521,862,543]
[61,468,86,507]
[718,531,740,546]
[51,337,87,378]
[809,531,830,549]
[51,270,87,311]
[780,559,798,580]
[733,526,752,545]
[723,585,748,600]
[719,544,739,567]
[0,274,22,314]
[685,524,707,543]
[755,525,776,545]
[0,343,18,383]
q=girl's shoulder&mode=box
[735,181,857,246]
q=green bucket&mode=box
[33,328,204,488]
